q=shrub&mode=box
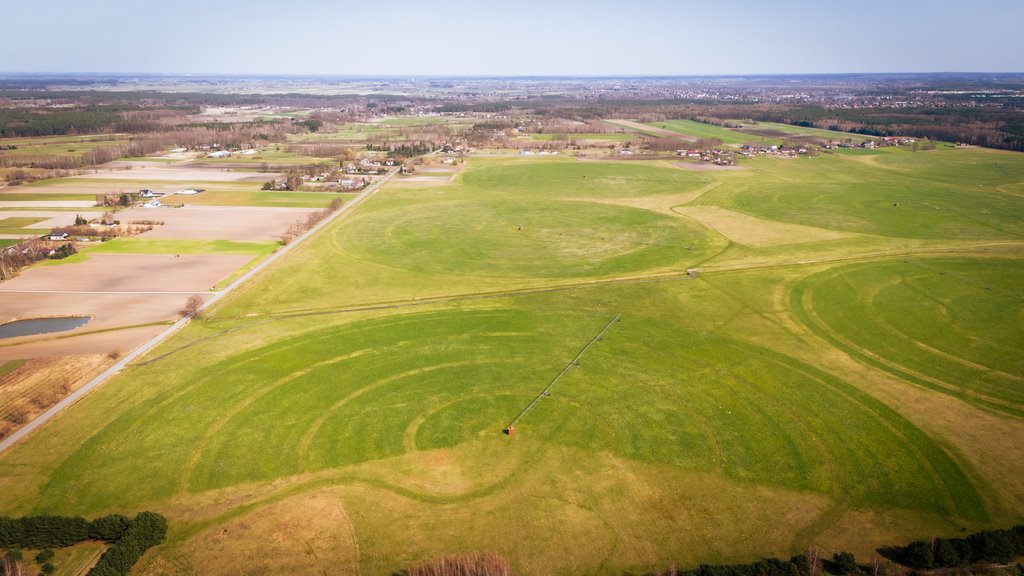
[34,549,54,563]
[832,552,859,575]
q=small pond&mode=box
[0,317,91,339]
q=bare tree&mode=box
[180,294,204,320]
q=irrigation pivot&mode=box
[504,313,621,435]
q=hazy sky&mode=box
[3,0,1022,76]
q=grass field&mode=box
[646,120,769,146]
[731,121,873,142]
[1,148,1022,575]
[165,190,341,208]
[0,134,129,158]
[0,216,47,234]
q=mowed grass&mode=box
[792,258,1024,417]
[0,149,1022,575]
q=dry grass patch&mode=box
[0,354,109,439]
[672,205,857,246]
[156,490,360,576]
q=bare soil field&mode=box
[78,166,274,182]
[0,253,251,293]
[671,205,857,246]
[0,200,96,208]
[0,291,202,334]
[0,325,166,361]
[119,205,317,240]
[0,210,104,228]
[675,162,747,172]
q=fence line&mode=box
[504,313,621,434]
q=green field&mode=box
[0,216,47,234]
[1,148,1023,575]
[647,120,769,146]
[0,134,129,157]
[729,121,872,142]
[167,190,341,208]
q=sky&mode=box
[2,0,1023,76]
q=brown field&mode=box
[0,325,167,361]
[0,210,104,228]
[0,291,200,334]
[0,253,251,293]
[77,165,275,182]
[0,200,96,208]
[119,205,317,240]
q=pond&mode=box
[0,316,92,339]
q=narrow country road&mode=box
[0,169,397,455]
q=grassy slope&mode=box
[0,150,1022,575]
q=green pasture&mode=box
[0,216,47,234]
[170,190,340,208]
[0,146,1023,575]
[0,192,92,201]
[0,134,128,157]
[692,147,1024,239]
[647,120,765,146]
[792,258,1024,417]
[730,121,871,142]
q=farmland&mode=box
[1,141,1023,576]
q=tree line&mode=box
[0,512,166,576]
[901,525,1024,569]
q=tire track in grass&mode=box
[791,270,1024,418]
[177,349,373,494]
[296,359,511,471]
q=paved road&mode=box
[0,170,396,455]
